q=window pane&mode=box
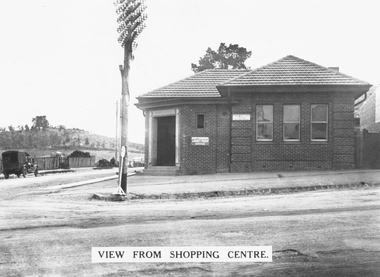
[197,114,204,128]
[257,123,273,140]
[284,105,299,122]
[284,123,300,140]
[312,105,327,122]
[257,105,273,122]
[312,123,327,140]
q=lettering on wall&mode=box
[192,137,209,146]
[233,114,251,121]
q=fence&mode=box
[34,157,61,170]
[361,129,380,169]
[0,156,63,171]
[68,156,95,168]
[1,156,96,173]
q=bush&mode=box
[69,150,91,157]
[96,159,110,167]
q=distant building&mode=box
[136,55,371,175]
[357,85,380,132]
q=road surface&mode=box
[0,170,379,276]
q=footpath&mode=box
[89,169,380,201]
[8,166,379,200]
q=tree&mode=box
[58,125,66,132]
[191,43,252,73]
[16,132,25,148]
[115,0,147,194]
[27,134,33,148]
[39,133,49,148]
[32,115,49,131]
[85,137,90,146]
[50,133,61,147]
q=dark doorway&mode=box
[157,116,176,166]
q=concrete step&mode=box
[143,166,180,176]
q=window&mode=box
[197,114,204,129]
[311,104,328,141]
[256,105,273,141]
[283,105,300,141]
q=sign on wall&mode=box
[233,114,251,121]
[192,137,209,146]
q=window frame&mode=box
[283,104,300,142]
[311,104,328,141]
[256,104,274,142]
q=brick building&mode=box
[357,85,380,132]
[136,55,371,175]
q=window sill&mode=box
[310,141,329,144]
[283,141,301,144]
[255,141,274,144]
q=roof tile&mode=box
[138,69,250,98]
[139,55,370,99]
[221,55,370,86]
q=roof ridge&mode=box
[286,55,370,84]
[138,68,251,98]
[217,69,253,85]
[219,55,297,86]
[254,55,294,71]
[326,67,370,84]
[219,55,371,86]
[138,69,212,98]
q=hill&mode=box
[0,126,144,162]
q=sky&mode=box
[0,0,379,143]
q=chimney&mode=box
[328,67,339,72]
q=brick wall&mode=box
[144,90,357,174]
[179,104,230,175]
[332,93,355,169]
[227,91,356,172]
[231,96,252,172]
[216,105,231,173]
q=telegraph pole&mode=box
[115,0,147,194]
[115,100,119,163]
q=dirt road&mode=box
[0,171,379,276]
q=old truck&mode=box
[1,151,38,179]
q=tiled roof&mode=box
[139,55,370,99]
[138,69,250,98]
[220,55,370,86]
